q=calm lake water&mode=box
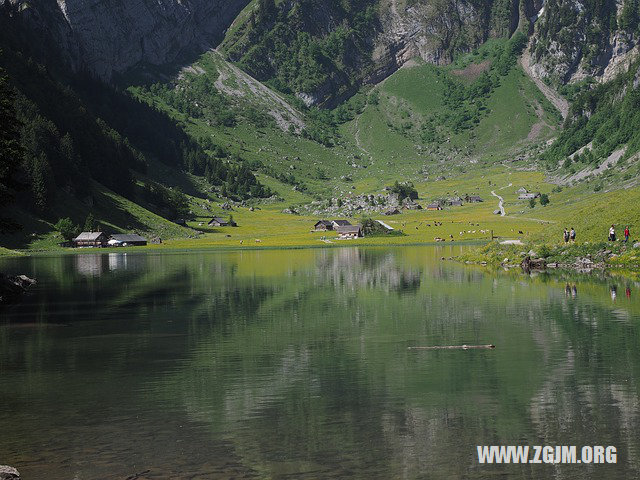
[1,246,640,479]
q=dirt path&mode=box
[353,114,373,162]
[491,190,506,216]
[520,49,569,120]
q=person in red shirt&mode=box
[624,226,630,243]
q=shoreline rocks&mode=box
[0,466,20,480]
[0,274,37,305]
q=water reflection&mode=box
[1,247,640,479]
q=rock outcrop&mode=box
[529,0,638,86]
[0,274,36,305]
[0,465,20,480]
[370,0,544,84]
[3,0,251,80]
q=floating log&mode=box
[408,344,495,350]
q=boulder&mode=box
[521,256,546,272]
[0,274,37,305]
[0,466,20,480]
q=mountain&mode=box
[530,0,638,85]
[2,0,251,80]
[2,0,640,252]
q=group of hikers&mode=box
[563,225,631,243]
[562,228,576,243]
[608,225,631,242]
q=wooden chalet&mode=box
[336,224,363,239]
[208,216,237,227]
[426,202,442,211]
[384,208,401,216]
[332,219,351,229]
[314,220,333,231]
[518,192,541,200]
[108,234,148,246]
[465,195,484,203]
[73,232,108,248]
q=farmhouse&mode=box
[465,195,484,203]
[336,224,363,239]
[518,192,541,200]
[427,202,442,211]
[516,187,528,194]
[314,220,333,231]
[208,216,237,227]
[108,234,148,246]
[384,208,401,216]
[73,232,108,248]
[332,219,351,229]
[449,200,463,207]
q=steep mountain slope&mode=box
[0,7,275,248]
[1,0,251,79]
[529,0,638,85]
[221,0,545,105]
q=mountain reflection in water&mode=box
[0,246,639,480]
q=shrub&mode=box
[55,217,79,241]
[540,193,550,206]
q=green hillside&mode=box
[2,0,640,263]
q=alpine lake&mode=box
[1,246,640,479]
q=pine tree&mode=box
[84,213,96,231]
[0,68,23,232]
[30,152,49,211]
[619,0,639,31]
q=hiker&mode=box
[570,227,576,242]
[563,228,569,243]
[624,226,630,243]
[609,225,616,242]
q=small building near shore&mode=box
[427,202,442,211]
[336,224,363,239]
[73,232,108,248]
[314,220,333,231]
[332,219,351,229]
[518,192,541,200]
[108,234,148,246]
[375,220,394,231]
[208,216,237,227]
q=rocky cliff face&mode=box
[370,0,544,83]
[529,0,638,85]
[221,0,545,105]
[3,0,637,100]
[2,0,250,79]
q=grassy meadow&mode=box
[3,36,639,267]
